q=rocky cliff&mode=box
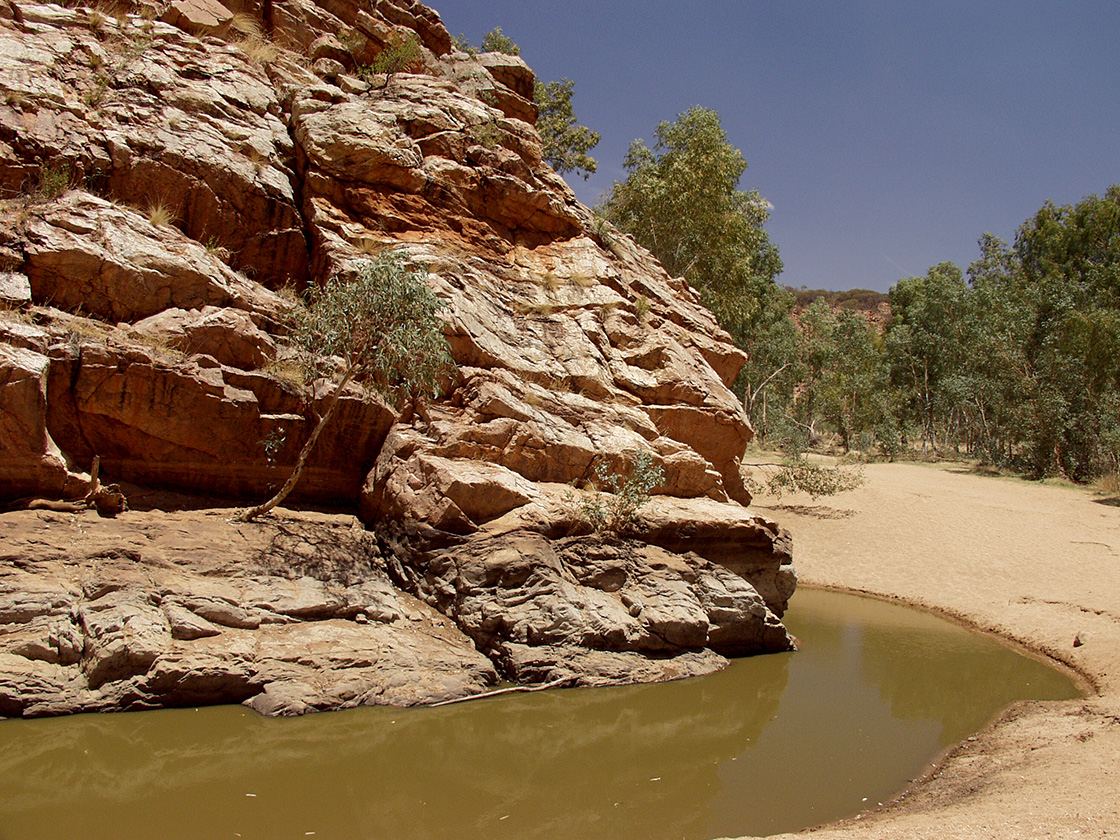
[0,0,796,716]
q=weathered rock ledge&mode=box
[0,492,793,717]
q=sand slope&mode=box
[736,462,1120,840]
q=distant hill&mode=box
[788,287,891,331]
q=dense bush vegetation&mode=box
[792,288,888,312]
[597,105,1120,484]
[891,188,1120,480]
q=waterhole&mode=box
[0,588,1079,840]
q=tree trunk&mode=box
[237,361,360,522]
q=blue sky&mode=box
[433,1,1118,293]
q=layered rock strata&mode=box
[0,0,796,716]
[0,506,498,716]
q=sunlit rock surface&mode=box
[0,0,794,716]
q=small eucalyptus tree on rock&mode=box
[238,253,455,522]
[534,78,600,180]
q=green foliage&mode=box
[480,27,520,56]
[864,185,1120,481]
[451,27,520,56]
[735,285,798,443]
[534,78,599,180]
[747,456,865,501]
[597,106,782,346]
[260,427,287,467]
[967,186,1120,479]
[469,118,503,150]
[572,452,664,533]
[240,253,455,521]
[450,33,478,55]
[296,253,454,400]
[634,295,651,322]
[366,32,422,87]
[885,261,973,451]
[821,309,890,451]
[29,161,72,203]
[792,287,888,312]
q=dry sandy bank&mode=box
[731,461,1120,840]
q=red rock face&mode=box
[0,342,68,498]
[0,0,796,706]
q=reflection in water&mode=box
[0,589,1078,840]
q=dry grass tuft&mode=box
[1092,471,1120,497]
[129,330,187,362]
[514,300,557,317]
[0,307,35,325]
[81,73,110,109]
[85,7,107,32]
[274,282,304,308]
[238,36,280,65]
[230,13,261,37]
[541,272,563,293]
[353,236,387,256]
[146,199,175,227]
[232,15,279,65]
[56,314,111,348]
[264,356,309,390]
[246,146,268,172]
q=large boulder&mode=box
[0,342,69,498]
[130,306,279,371]
[380,526,793,687]
[42,338,394,503]
[23,193,291,325]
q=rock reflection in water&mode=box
[0,589,1078,840]
[855,607,1076,744]
[0,655,789,840]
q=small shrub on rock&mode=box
[571,452,664,533]
[29,161,73,203]
[238,252,455,521]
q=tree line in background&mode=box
[593,105,1120,484]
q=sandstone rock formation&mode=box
[0,506,498,716]
[0,0,796,716]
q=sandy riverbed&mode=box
[733,461,1120,840]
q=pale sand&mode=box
[732,461,1120,839]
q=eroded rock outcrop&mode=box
[0,0,796,716]
[0,507,498,716]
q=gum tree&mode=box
[238,253,455,521]
[597,106,782,348]
[534,78,600,180]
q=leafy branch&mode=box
[238,253,455,522]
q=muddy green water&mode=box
[0,588,1079,840]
